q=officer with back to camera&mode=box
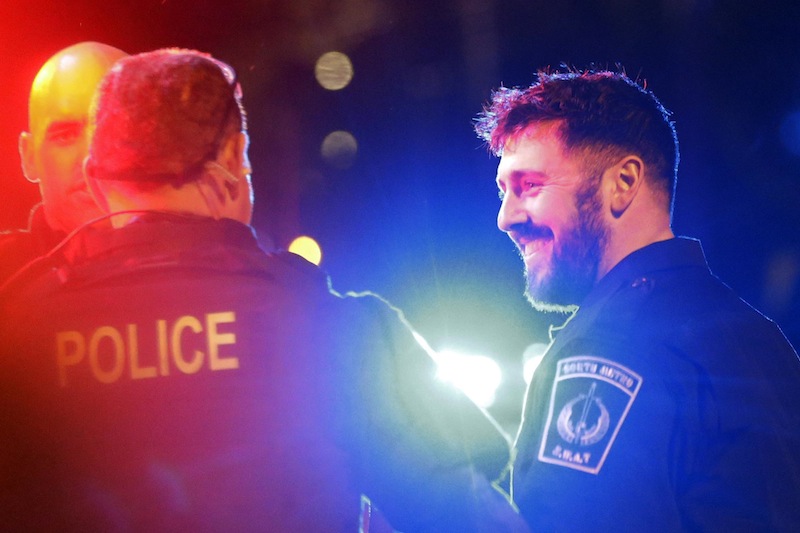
[0,48,526,532]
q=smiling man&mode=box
[476,69,800,530]
[495,120,612,312]
[0,42,127,284]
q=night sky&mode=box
[2,0,799,428]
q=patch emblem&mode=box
[538,355,642,474]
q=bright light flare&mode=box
[288,235,323,265]
[434,349,502,408]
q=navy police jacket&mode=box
[0,213,516,532]
[512,237,800,531]
[0,203,63,286]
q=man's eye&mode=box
[521,180,543,194]
[45,122,83,145]
[498,189,506,201]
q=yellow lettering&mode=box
[89,326,125,384]
[207,311,238,370]
[157,319,170,376]
[56,331,85,387]
[128,324,157,379]
[55,312,239,385]
[171,315,203,374]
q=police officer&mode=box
[1,42,127,285]
[0,49,525,531]
[474,69,800,530]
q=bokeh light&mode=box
[288,235,323,265]
[321,130,358,169]
[315,51,354,91]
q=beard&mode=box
[524,180,609,313]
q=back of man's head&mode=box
[85,49,253,225]
[88,48,246,184]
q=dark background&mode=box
[2,0,799,431]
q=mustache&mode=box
[508,221,553,243]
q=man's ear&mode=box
[18,131,39,184]
[203,132,254,225]
[213,131,251,200]
[608,155,644,217]
[218,132,250,173]
[83,156,111,214]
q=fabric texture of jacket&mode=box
[0,213,516,532]
[0,203,63,286]
[512,237,800,531]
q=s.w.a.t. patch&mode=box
[538,355,642,474]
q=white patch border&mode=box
[538,355,643,474]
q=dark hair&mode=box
[475,68,679,209]
[89,48,246,186]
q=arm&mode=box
[336,292,525,532]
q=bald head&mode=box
[19,41,128,233]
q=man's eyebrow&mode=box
[46,119,85,132]
[497,169,547,185]
[508,169,548,181]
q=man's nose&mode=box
[497,193,527,233]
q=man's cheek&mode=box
[43,149,82,184]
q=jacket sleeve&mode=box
[332,292,525,532]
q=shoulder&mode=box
[263,250,331,289]
[0,229,38,286]
[582,253,800,422]
[595,257,777,349]
[569,256,800,405]
[634,266,790,357]
[0,228,34,253]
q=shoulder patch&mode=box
[538,355,642,474]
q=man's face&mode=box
[19,46,124,233]
[495,123,609,312]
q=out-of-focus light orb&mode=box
[522,342,549,385]
[315,51,353,91]
[435,349,502,408]
[321,130,358,169]
[288,235,323,266]
[779,110,800,157]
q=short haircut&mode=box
[88,48,246,187]
[475,68,679,210]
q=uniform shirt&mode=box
[512,237,800,531]
[0,203,63,286]
[0,213,518,532]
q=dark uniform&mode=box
[512,237,800,531]
[0,213,516,532]
[0,204,63,286]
